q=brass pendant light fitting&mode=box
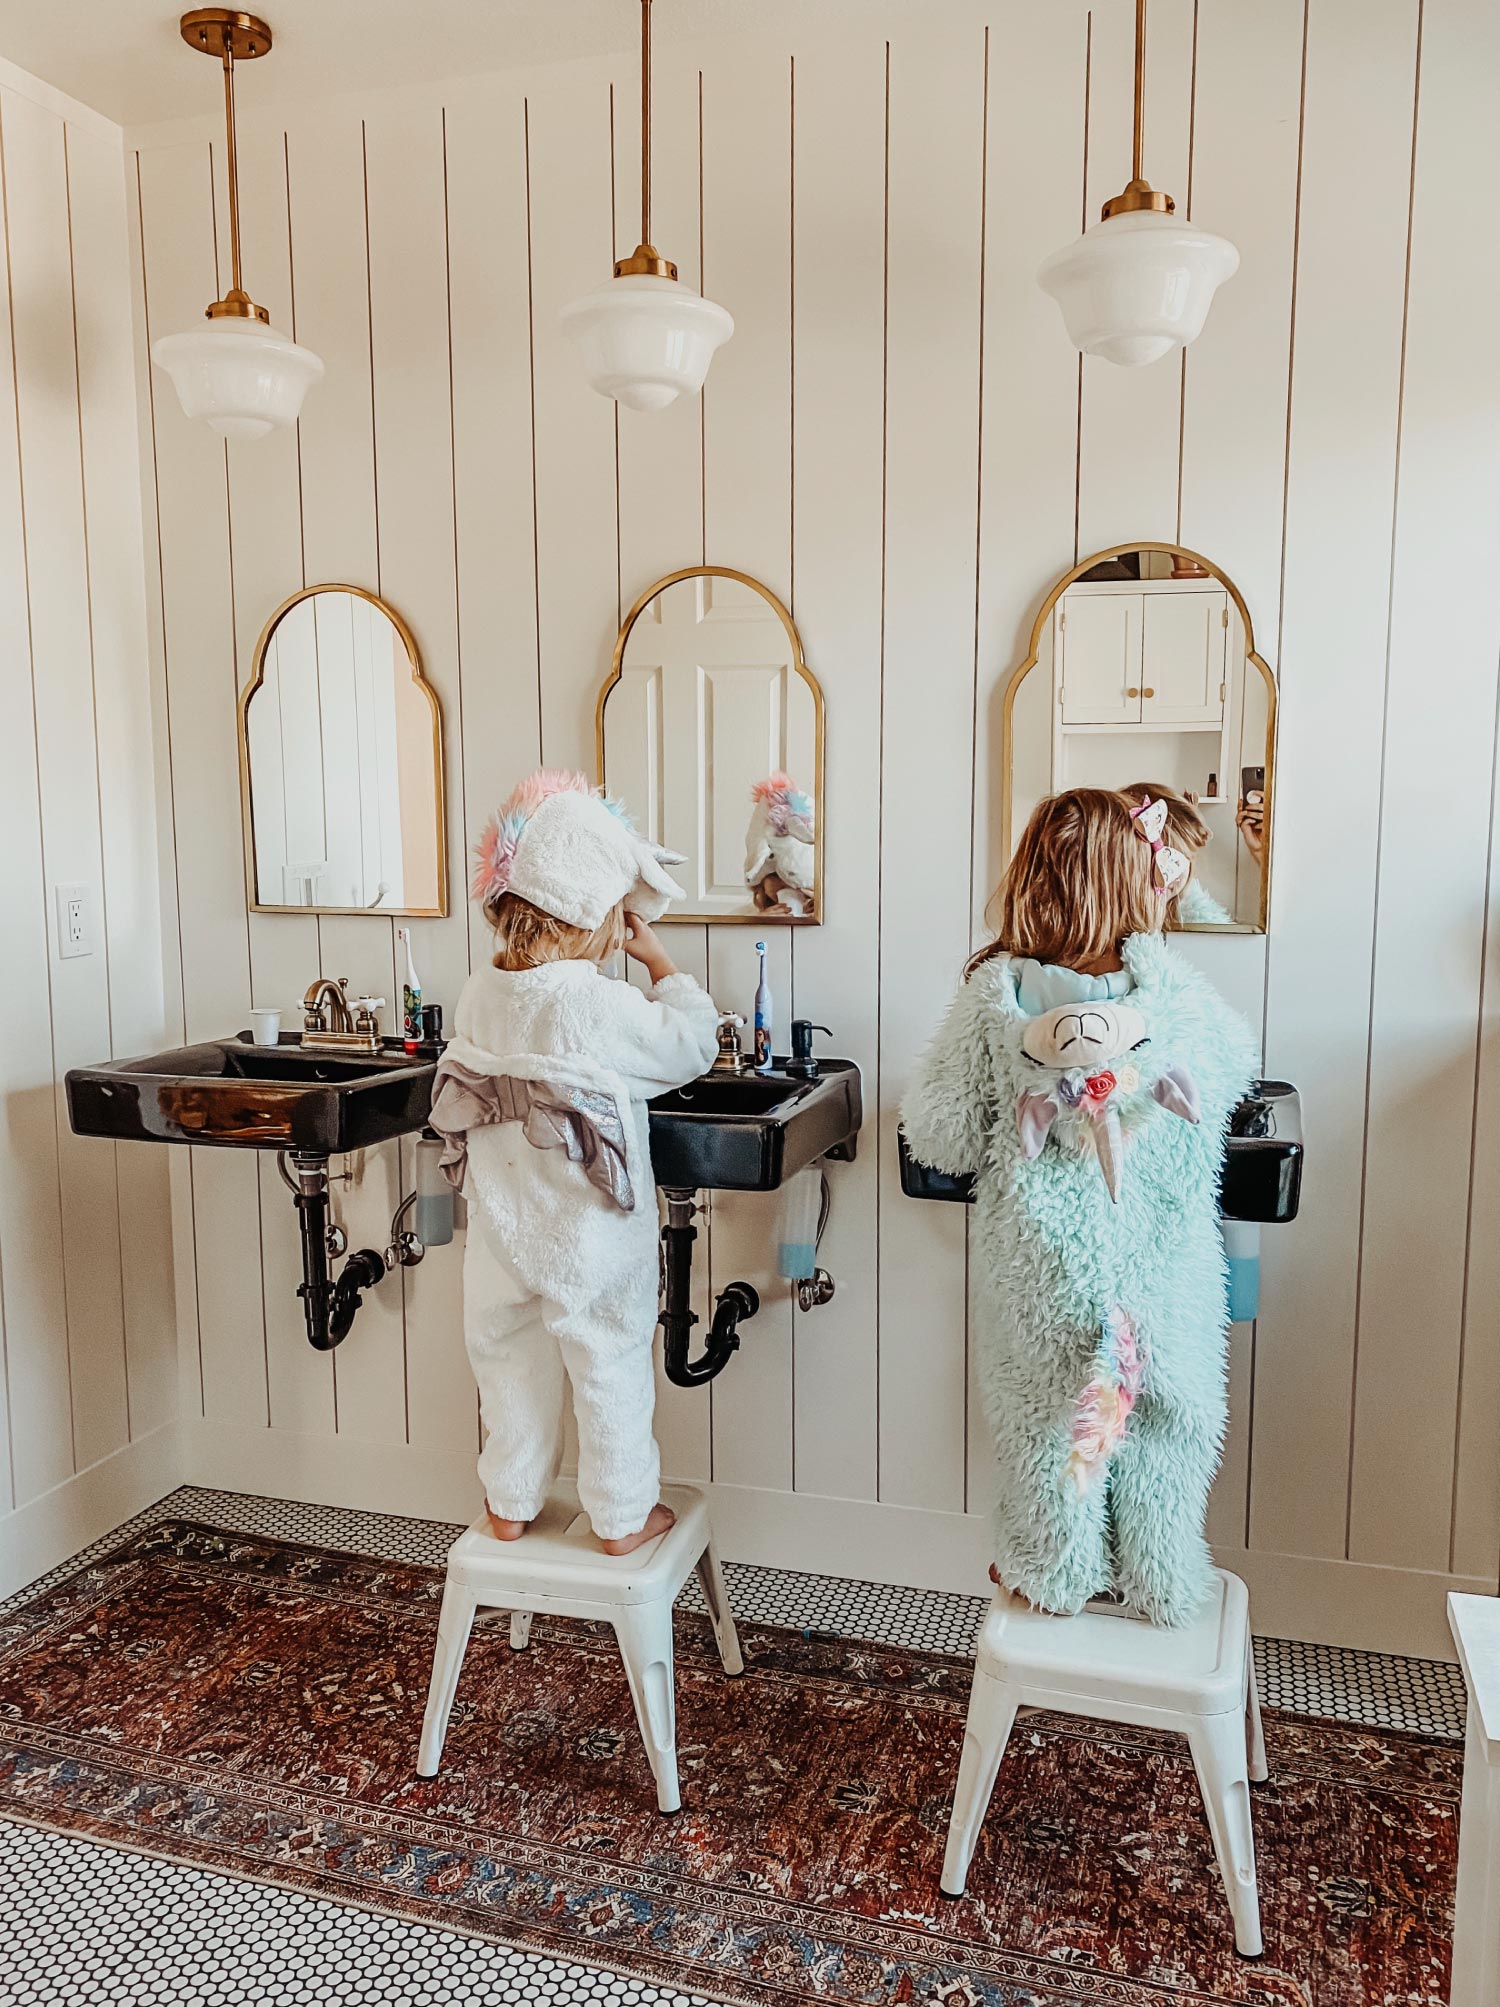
[179,8,274,323]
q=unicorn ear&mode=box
[1016,1088,1060,1159]
[1152,1065,1201,1124]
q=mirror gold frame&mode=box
[237,583,448,918]
[999,541,1277,935]
[597,565,826,926]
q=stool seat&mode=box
[445,1483,716,1611]
[942,1567,1266,1958]
[416,1480,741,1815]
[975,1570,1251,1719]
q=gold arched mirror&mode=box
[239,584,446,916]
[1002,543,1276,932]
[598,566,824,924]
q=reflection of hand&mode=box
[1235,794,1265,864]
[623,914,677,985]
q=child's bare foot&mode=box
[485,1507,531,1541]
[600,1501,676,1555]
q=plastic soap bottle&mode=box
[399,927,422,1050]
[753,940,773,1071]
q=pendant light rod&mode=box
[180,11,274,318]
[614,0,676,278]
[221,37,243,298]
[639,0,652,250]
[1101,0,1174,220]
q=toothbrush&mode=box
[399,927,422,1050]
[753,940,773,1072]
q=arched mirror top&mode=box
[1001,543,1276,933]
[598,566,825,925]
[239,583,447,917]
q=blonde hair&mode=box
[1120,780,1210,929]
[967,787,1162,978]
[486,891,626,971]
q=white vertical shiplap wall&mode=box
[0,63,175,1596]
[130,0,1500,1658]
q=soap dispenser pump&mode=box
[786,1020,832,1080]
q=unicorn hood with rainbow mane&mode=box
[472,770,686,930]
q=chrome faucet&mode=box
[301,977,384,1054]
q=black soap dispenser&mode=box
[786,1019,832,1080]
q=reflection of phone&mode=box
[1240,765,1265,801]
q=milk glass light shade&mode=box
[560,274,734,413]
[1038,208,1239,368]
[152,316,325,439]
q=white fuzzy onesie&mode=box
[444,960,719,1539]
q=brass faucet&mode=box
[301,977,384,1054]
[713,1013,748,1074]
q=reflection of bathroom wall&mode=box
[129,2,1500,1658]
[0,74,175,1595]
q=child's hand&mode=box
[624,914,677,985]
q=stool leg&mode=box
[510,1611,533,1650]
[417,1578,478,1778]
[1245,1639,1269,1784]
[695,1536,744,1676]
[614,1600,681,1814]
[940,1668,1018,1898]
[1188,1709,1263,1957]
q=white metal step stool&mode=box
[941,1567,1267,1957]
[416,1480,742,1813]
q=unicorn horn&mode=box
[1091,1102,1125,1203]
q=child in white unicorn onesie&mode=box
[429,771,720,1555]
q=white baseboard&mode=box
[181,1416,1479,1660]
[1,1420,183,1599]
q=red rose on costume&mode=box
[1084,1070,1117,1103]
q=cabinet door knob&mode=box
[1142,686,1156,699]
[1126,685,1140,698]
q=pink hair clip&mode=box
[1130,796,1191,896]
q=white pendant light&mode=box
[1038,0,1237,367]
[561,0,732,411]
[152,11,323,439]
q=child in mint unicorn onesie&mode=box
[429,771,720,1556]
[903,787,1257,1626]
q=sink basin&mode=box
[66,1034,436,1155]
[898,1079,1302,1225]
[649,1060,862,1192]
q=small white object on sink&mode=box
[249,1009,282,1047]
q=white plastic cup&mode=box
[249,1009,282,1048]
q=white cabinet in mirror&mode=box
[239,585,446,916]
[598,567,824,924]
[1002,545,1275,932]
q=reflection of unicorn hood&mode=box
[472,770,685,928]
[744,771,816,894]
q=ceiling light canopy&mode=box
[151,10,323,439]
[561,0,732,411]
[1038,0,1237,367]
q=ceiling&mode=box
[0,0,956,129]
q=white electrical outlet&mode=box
[55,882,92,960]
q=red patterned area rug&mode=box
[0,1522,1457,2006]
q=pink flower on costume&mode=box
[1063,1309,1144,1496]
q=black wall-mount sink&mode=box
[898,1079,1303,1225]
[66,1034,437,1156]
[649,1060,863,1192]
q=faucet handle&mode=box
[717,1011,746,1029]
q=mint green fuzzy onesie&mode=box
[903,932,1257,1627]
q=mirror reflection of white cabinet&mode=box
[1057,580,1227,728]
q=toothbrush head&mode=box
[756,939,766,955]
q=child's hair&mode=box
[967,787,1163,977]
[1120,780,1210,928]
[486,891,626,971]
